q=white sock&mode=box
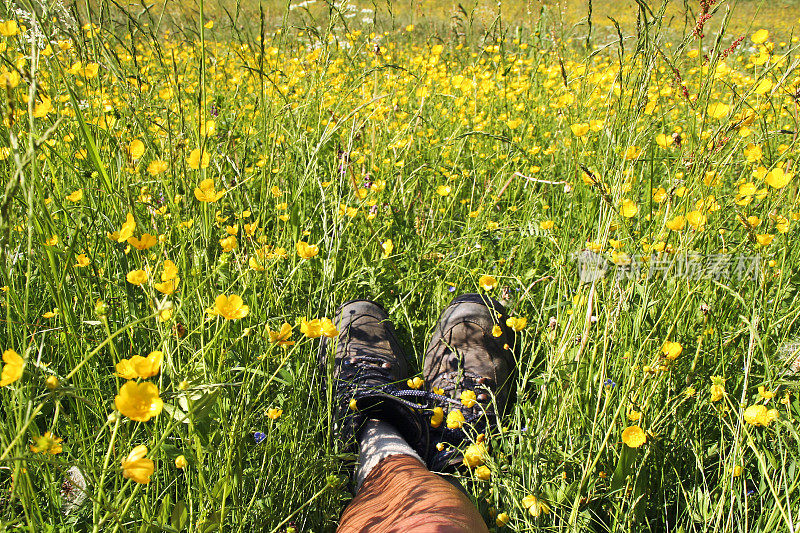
[355,419,424,491]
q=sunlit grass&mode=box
[0,0,799,531]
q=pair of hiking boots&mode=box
[319,293,518,474]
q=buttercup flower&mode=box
[267,408,283,419]
[1,349,23,386]
[446,409,465,429]
[130,351,163,378]
[296,241,319,259]
[460,390,477,408]
[121,445,154,484]
[506,317,527,332]
[187,148,210,169]
[320,318,338,338]
[661,341,683,361]
[430,407,444,428]
[463,442,487,468]
[175,455,188,469]
[30,432,63,454]
[268,322,294,346]
[194,178,224,202]
[743,404,779,427]
[479,275,497,291]
[117,212,136,242]
[300,318,322,338]
[213,294,249,320]
[621,425,646,448]
[115,381,164,422]
[126,269,148,286]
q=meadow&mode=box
[1,0,800,531]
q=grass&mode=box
[1,0,800,531]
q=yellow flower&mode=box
[666,215,686,231]
[446,409,465,429]
[758,385,776,400]
[128,139,145,160]
[0,349,23,386]
[661,341,683,361]
[128,234,158,251]
[296,241,319,259]
[522,495,550,517]
[463,442,487,468]
[320,317,339,338]
[479,274,497,291]
[131,351,163,378]
[707,102,730,119]
[161,260,179,281]
[461,389,477,408]
[45,376,59,390]
[506,316,527,332]
[268,322,294,346]
[539,220,554,230]
[381,239,394,258]
[74,253,90,267]
[436,185,451,197]
[115,381,163,422]
[621,199,638,218]
[30,432,63,455]
[751,29,769,44]
[219,235,237,252]
[213,294,249,320]
[475,465,491,480]
[300,318,322,338]
[407,376,424,389]
[0,20,20,36]
[621,426,647,448]
[187,148,210,169]
[121,445,154,484]
[115,358,138,380]
[194,178,224,202]
[66,189,83,202]
[496,512,511,527]
[743,404,779,427]
[765,168,792,189]
[710,376,725,402]
[756,234,774,246]
[655,133,673,148]
[147,160,169,176]
[175,455,188,469]
[686,211,707,230]
[491,325,502,337]
[623,146,642,160]
[154,278,180,295]
[570,123,590,136]
[126,269,148,286]
[267,408,283,419]
[430,407,444,428]
[118,212,136,243]
[744,143,762,162]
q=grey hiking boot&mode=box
[423,293,518,471]
[319,300,429,460]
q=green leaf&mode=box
[170,501,188,531]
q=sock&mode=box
[355,419,424,491]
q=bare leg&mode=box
[338,454,489,533]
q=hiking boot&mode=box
[319,299,429,459]
[423,293,518,471]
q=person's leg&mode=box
[339,455,488,533]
